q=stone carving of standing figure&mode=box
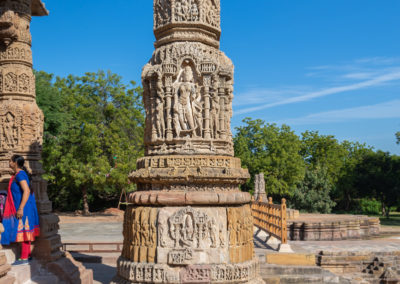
[192,88,203,137]
[181,0,189,20]
[173,65,197,137]
[155,79,166,139]
[191,3,199,21]
[210,93,220,139]
[175,2,184,21]
[225,85,234,138]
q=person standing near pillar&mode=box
[1,155,40,265]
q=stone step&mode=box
[27,275,60,284]
[9,265,31,284]
[7,259,65,284]
[263,274,323,284]
[260,264,325,276]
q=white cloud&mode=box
[276,100,400,126]
[235,70,400,115]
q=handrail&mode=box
[251,197,287,244]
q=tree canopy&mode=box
[36,70,144,213]
[234,118,305,196]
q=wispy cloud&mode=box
[235,70,400,115]
[233,87,307,107]
[275,100,400,126]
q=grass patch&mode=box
[379,212,400,226]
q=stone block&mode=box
[46,252,93,284]
[0,263,11,278]
[39,213,60,238]
[0,275,15,284]
[32,234,63,261]
[265,253,316,266]
[1,245,19,264]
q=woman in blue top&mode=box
[1,155,40,265]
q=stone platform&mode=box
[287,214,380,241]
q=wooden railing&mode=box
[251,197,287,244]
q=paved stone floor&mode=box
[59,222,123,242]
[59,220,400,284]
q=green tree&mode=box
[37,70,144,213]
[333,141,374,211]
[354,151,400,217]
[396,131,400,144]
[300,131,347,185]
[234,118,305,196]
[290,165,336,213]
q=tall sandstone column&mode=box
[0,0,62,261]
[113,1,264,283]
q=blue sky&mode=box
[31,1,400,154]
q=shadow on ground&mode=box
[70,253,117,284]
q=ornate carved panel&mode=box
[0,102,44,164]
[157,206,228,265]
[122,207,157,263]
[142,41,234,156]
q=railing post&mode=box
[281,198,287,244]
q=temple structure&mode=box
[113,1,264,283]
[0,1,92,283]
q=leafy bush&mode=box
[358,198,381,215]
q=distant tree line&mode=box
[36,70,400,216]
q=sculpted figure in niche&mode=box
[173,65,202,138]
[1,112,18,149]
[155,79,165,139]
[210,92,220,139]
[209,218,218,248]
[174,0,199,22]
[225,85,234,137]
[191,3,199,21]
[175,1,184,21]
[155,0,171,27]
[181,0,189,20]
[192,88,203,137]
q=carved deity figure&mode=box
[175,1,184,21]
[173,65,201,138]
[210,92,220,139]
[155,96,165,138]
[209,218,218,248]
[191,3,199,21]
[155,0,171,27]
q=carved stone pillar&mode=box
[0,2,94,282]
[113,0,264,283]
[0,0,63,262]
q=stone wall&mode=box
[288,216,380,241]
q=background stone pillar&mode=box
[113,1,264,283]
[254,173,267,202]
